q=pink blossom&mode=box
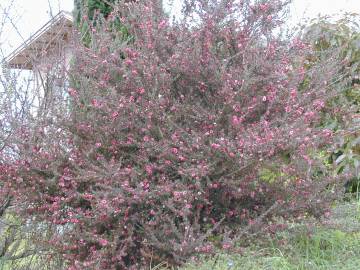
[137,88,145,94]
[158,20,167,29]
[99,239,108,247]
[68,88,78,97]
[145,165,153,175]
[231,115,242,126]
[211,143,221,149]
[313,99,325,110]
[111,111,119,119]
[91,99,101,108]
[124,59,133,65]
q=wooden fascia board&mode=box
[5,11,73,70]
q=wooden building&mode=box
[5,11,73,90]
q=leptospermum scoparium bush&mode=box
[0,0,351,269]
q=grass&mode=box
[176,201,360,270]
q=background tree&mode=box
[302,14,360,194]
[74,0,118,45]
[73,0,163,46]
[74,0,116,21]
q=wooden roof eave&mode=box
[5,11,73,70]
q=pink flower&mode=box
[231,115,242,126]
[99,238,108,247]
[70,218,79,224]
[68,88,78,97]
[322,129,333,138]
[111,111,119,119]
[259,3,269,11]
[142,181,150,190]
[125,59,133,65]
[304,111,315,121]
[95,142,102,148]
[145,165,153,175]
[222,243,232,250]
[171,147,178,154]
[212,183,219,189]
[137,88,145,94]
[211,143,221,149]
[158,20,167,29]
[165,160,171,165]
[91,99,101,108]
[313,99,325,110]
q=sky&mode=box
[0,0,360,56]
[290,0,360,25]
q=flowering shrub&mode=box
[0,0,350,269]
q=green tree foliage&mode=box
[302,14,360,193]
[73,0,131,46]
[74,0,116,22]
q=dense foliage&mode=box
[0,0,353,269]
[74,0,118,45]
[73,0,139,46]
[74,0,116,22]
[302,15,360,193]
